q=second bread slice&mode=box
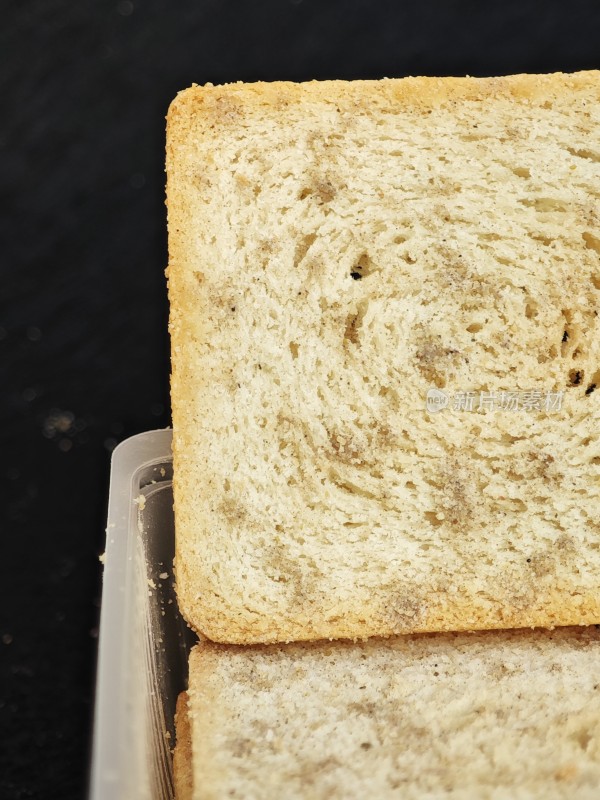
[176,628,600,799]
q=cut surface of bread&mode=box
[178,628,600,800]
[167,72,600,643]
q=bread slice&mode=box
[167,72,600,644]
[173,692,193,800]
[176,628,600,799]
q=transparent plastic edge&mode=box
[89,429,173,800]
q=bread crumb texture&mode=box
[167,73,600,643]
[183,628,600,800]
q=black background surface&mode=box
[2,1,600,797]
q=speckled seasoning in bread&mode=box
[174,628,600,800]
[166,72,600,644]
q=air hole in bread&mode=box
[568,147,600,163]
[512,166,531,179]
[344,313,360,343]
[478,233,501,242]
[520,197,569,213]
[585,371,600,395]
[298,179,336,203]
[500,433,521,445]
[569,369,583,386]
[561,313,575,356]
[525,302,538,319]
[345,302,369,345]
[467,322,483,333]
[592,274,600,290]
[530,234,553,246]
[560,330,571,357]
[289,341,299,359]
[424,511,444,528]
[574,728,594,751]
[294,233,316,266]
[583,232,600,254]
[350,252,375,280]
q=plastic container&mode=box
[90,430,195,800]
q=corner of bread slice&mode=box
[173,691,193,800]
[173,567,276,644]
[166,79,275,129]
[165,83,208,124]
